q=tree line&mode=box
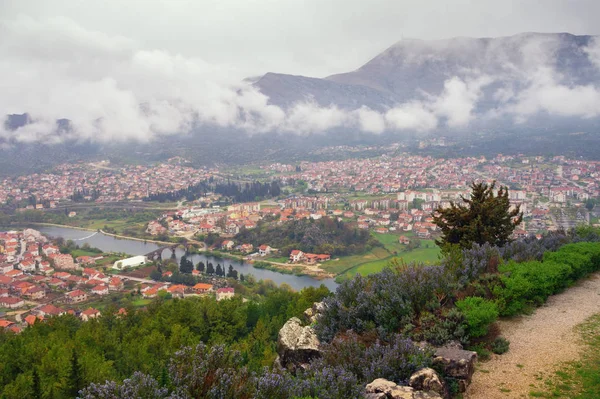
[0,284,330,399]
[143,179,281,203]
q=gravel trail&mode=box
[466,273,600,398]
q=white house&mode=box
[289,250,305,263]
[258,245,272,256]
[113,256,149,270]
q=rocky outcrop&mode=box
[365,378,443,399]
[409,368,448,399]
[277,317,321,370]
[432,345,477,392]
[303,301,325,324]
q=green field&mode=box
[322,232,441,280]
[130,298,153,308]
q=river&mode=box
[33,225,339,292]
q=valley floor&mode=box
[466,273,600,399]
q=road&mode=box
[113,274,169,285]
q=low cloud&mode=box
[1,15,600,145]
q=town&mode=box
[0,228,236,333]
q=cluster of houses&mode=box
[0,229,122,311]
[0,159,212,205]
[0,305,104,334]
[289,250,331,265]
[139,281,234,301]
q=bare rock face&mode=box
[409,368,448,399]
[277,317,321,370]
[432,346,477,392]
[365,378,443,399]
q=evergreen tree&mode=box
[68,349,83,398]
[215,264,223,277]
[433,180,523,250]
[240,273,245,282]
[180,255,193,274]
[196,261,205,273]
[32,368,41,399]
[206,262,215,275]
[227,265,238,280]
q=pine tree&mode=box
[196,261,205,272]
[433,180,523,250]
[215,264,223,277]
[32,368,41,399]
[68,349,83,398]
[180,255,193,274]
[206,262,215,275]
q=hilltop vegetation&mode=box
[0,284,329,399]
[1,227,599,399]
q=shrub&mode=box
[491,337,510,355]
[468,343,491,361]
[455,297,498,338]
[411,308,469,346]
[319,333,432,385]
[315,264,455,343]
[496,260,572,315]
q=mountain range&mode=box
[254,32,600,114]
[3,32,600,175]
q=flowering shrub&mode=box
[315,264,455,343]
[319,332,432,384]
[79,372,168,399]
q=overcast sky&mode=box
[2,0,599,77]
[1,0,599,143]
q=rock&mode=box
[365,378,443,399]
[277,317,321,370]
[303,307,316,324]
[443,340,464,350]
[432,346,477,392]
[273,355,283,370]
[409,368,447,398]
[303,301,326,324]
[364,393,388,399]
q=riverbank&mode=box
[25,222,191,247]
[98,230,179,246]
[30,224,339,291]
[25,222,98,233]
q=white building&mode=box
[113,255,149,270]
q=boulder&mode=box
[365,378,443,399]
[277,317,321,370]
[409,368,448,399]
[432,346,477,392]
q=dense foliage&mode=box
[0,285,329,399]
[433,181,523,250]
[235,217,379,256]
[79,333,431,399]
[315,227,600,348]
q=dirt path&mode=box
[466,273,600,399]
